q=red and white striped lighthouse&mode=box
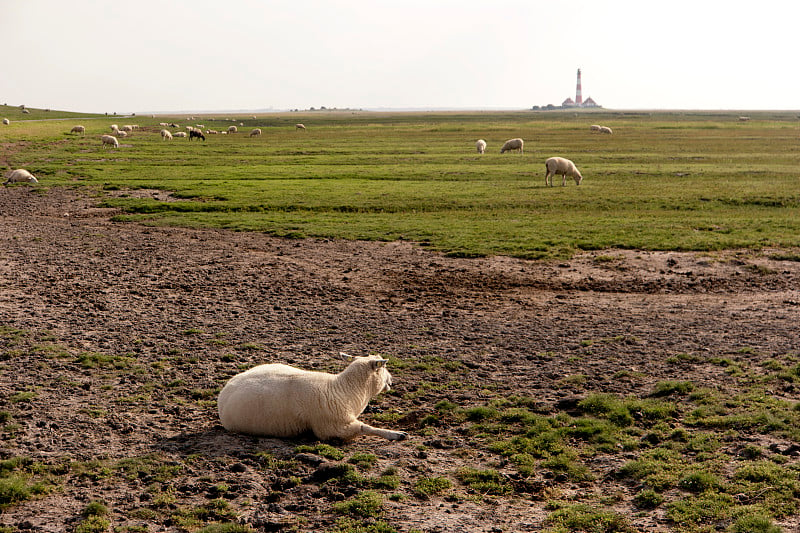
[576,68,583,106]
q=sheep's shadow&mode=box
[155,424,320,458]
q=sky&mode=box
[3,0,799,114]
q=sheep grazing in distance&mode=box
[227,125,238,134]
[110,124,119,132]
[739,116,751,122]
[189,129,206,141]
[249,128,262,137]
[2,118,9,125]
[590,124,602,132]
[173,131,187,138]
[476,139,487,154]
[3,169,38,185]
[101,135,119,148]
[161,129,173,141]
[545,156,583,187]
[500,138,524,154]
[295,123,306,131]
[70,125,86,135]
[598,126,613,134]
[218,353,408,441]
[116,130,127,138]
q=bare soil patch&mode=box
[0,186,798,532]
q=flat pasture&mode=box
[3,109,799,258]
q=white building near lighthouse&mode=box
[562,68,600,108]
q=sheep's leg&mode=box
[360,422,408,441]
[562,174,567,186]
[335,420,407,441]
[545,170,551,187]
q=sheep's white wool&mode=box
[3,169,38,185]
[218,354,407,441]
[500,138,523,154]
[545,156,583,186]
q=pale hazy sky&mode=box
[3,1,798,113]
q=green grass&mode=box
[3,109,800,258]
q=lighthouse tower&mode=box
[576,68,583,106]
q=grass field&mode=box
[2,106,799,258]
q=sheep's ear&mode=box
[371,359,388,371]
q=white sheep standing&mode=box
[500,138,524,154]
[295,123,306,131]
[589,124,602,132]
[110,124,119,132]
[218,353,408,441]
[598,126,613,134]
[3,169,38,185]
[476,139,487,154]
[161,129,173,141]
[249,128,262,137]
[101,135,119,148]
[545,156,583,186]
[70,125,86,135]
[227,125,238,134]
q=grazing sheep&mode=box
[70,125,86,135]
[3,169,38,185]
[110,124,119,132]
[21,109,30,114]
[249,128,262,137]
[544,156,583,186]
[739,116,751,122]
[590,124,602,132]
[2,118,9,125]
[189,129,206,141]
[476,139,487,154]
[598,126,613,134]
[101,135,119,148]
[295,123,306,131]
[218,353,408,441]
[161,129,173,141]
[500,138,524,154]
[227,125,238,134]
[174,131,187,138]
[115,130,127,138]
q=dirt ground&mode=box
[0,186,799,532]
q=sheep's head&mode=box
[574,171,583,185]
[340,352,393,395]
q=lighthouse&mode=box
[576,68,583,106]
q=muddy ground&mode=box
[0,186,798,532]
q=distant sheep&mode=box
[738,116,751,122]
[2,118,9,125]
[70,125,86,135]
[189,129,206,141]
[227,125,238,134]
[3,169,38,185]
[116,130,127,138]
[161,129,173,141]
[174,131,187,138]
[110,124,119,132]
[500,138,524,154]
[545,156,583,186]
[590,124,602,132]
[598,126,613,134]
[101,135,119,148]
[249,128,262,137]
[218,353,408,441]
[206,130,219,134]
[476,139,487,154]
[295,123,306,131]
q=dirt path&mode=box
[1,186,798,532]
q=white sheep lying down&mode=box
[3,169,38,185]
[500,137,524,154]
[218,353,408,441]
[545,156,583,186]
